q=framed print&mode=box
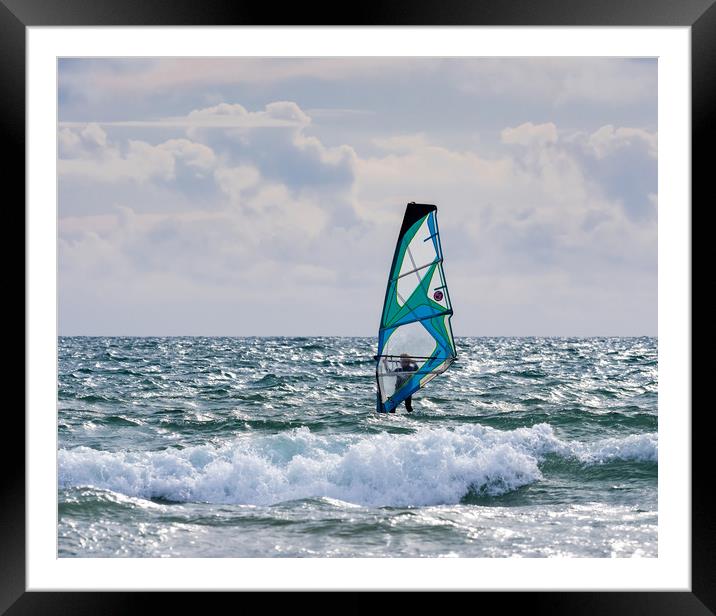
[9,0,709,612]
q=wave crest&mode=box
[58,423,656,507]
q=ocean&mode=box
[58,336,657,558]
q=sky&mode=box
[58,57,657,336]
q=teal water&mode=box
[58,336,657,557]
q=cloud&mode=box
[59,58,656,110]
[214,165,261,201]
[58,124,225,186]
[58,102,357,334]
[59,58,441,99]
[58,123,107,157]
[58,92,657,335]
[183,101,311,128]
[59,101,312,130]
[184,105,358,223]
[214,164,330,243]
[59,137,175,184]
[355,123,656,284]
[581,125,657,160]
[564,125,657,221]
[159,139,217,171]
[453,58,656,106]
[372,133,430,152]
[501,122,558,147]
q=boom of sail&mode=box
[375,202,456,413]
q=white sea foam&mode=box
[58,424,657,507]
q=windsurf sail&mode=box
[375,202,456,413]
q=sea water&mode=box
[58,336,657,557]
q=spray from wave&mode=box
[58,423,657,507]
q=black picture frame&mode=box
[8,0,708,612]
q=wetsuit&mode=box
[392,362,418,413]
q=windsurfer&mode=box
[383,353,418,413]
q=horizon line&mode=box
[57,334,658,338]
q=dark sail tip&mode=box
[398,203,437,241]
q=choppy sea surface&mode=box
[58,336,657,558]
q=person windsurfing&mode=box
[382,353,418,413]
[374,203,456,413]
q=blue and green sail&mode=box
[375,202,456,413]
